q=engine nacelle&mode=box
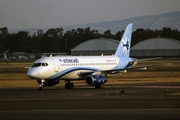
[85,75,107,86]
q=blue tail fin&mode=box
[114,23,133,57]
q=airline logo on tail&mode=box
[114,23,133,57]
[121,37,130,53]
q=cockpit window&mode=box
[32,63,41,67]
[31,62,48,67]
[42,63,46,66]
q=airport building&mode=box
[71,38,180,57]
[131,38,180,57]
[71,38,118,56]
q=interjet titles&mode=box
[59,58,79,63]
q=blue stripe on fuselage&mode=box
[47,66,100,80]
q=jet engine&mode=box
[85,75,107,86]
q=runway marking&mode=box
[78,85,180,89]
[104,86,180,89]
[1,109,180,113]
[0,99,46,101]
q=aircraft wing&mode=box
[101,63,169,74]
[77,56,168,76]
[77,71,95,77]
[77,64,158,77]
[135,57,162,62]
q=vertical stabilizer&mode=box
[114,23,133,57]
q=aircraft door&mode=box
[52,59,60,72]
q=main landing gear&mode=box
[65,81,74,89]
[95,84,104,89]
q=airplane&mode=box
[27,23,160,90]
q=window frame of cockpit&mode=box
[31,62,48,67]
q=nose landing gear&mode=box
[37,79,46,91]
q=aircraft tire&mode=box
[39,87,44,91]
[95,84,104,89]
[65,83,69,89]
[69,83,74,89]
[65,83,74,89]
[100,84,104,89]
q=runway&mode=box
[0,84,180,120]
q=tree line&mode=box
[0,27,180,54]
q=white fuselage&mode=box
[27,23,134,86]
[27,56,132,81]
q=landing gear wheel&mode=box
[69,83,74,89]
[39,87,44,91]
[65,82,74,89]
[95,84,104,89]
[65,83,69,89]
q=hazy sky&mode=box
[0,0,180,29]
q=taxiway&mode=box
[0,83,180,120]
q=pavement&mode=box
[0,83,180,120]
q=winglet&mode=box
[114,23,133,57]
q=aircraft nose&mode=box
[27,69,38,79]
